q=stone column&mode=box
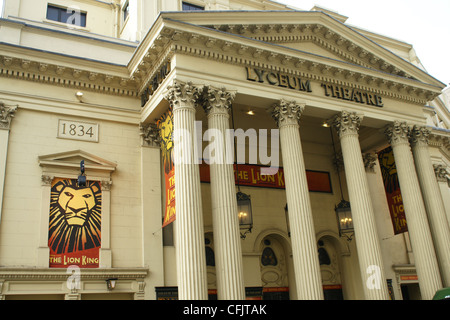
[410,126,450,287]
[202,86,245,300]
[384,121,442,300]
[271,100,323,300]
[333,111,389,300]
[165,81,208,300]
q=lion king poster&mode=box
[378,147,408,235]
[48,178,102,268]
[157,107,175,228]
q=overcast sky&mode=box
[277,0,450,87]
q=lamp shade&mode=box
[335,199,353,236]
[237,191,252,230]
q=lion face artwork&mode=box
[49,179,101,267]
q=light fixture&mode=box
[329,124,354,241]
[284,204,290,237]
[335,199,354,241]
[237,191,253,239]
[322,121,330,128]
[106,278,118,290]
[231,105,253,239]
[75,91,84,102]
[247,110,255,116]
[77,160,87,187]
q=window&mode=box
[123,1,130,21]
[46,4,87,27]
[182,2,205,11]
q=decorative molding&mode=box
[0,102,17,130]
[332,111,362,138]
[41,175,54,186]
[271,99,305,127]
[384,121,411,146]
[363,153,377,173]
[140,123,161,147]
[164,80,203,110]
[202,86,236,115]
[0,55,139,97]
[433,164,448,183]
[410,125,430,146]
[101,180,113,191]
[0,267,148,281]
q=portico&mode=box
[137,10,447,300]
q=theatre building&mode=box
[0,0,449,300]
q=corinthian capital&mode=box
[333,111,362,138]
[271,99,305,127]
[0,102,17,130]
[433,164,448,182]
[410,125,430,146]
[384,121,410,146]
[164,80,203,110]
[202,86,236,115]
[140,123,161,147]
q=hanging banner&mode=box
[199,163,332,193]
[158,108,176,227]
[378,147,408,234]
[49,178,102,268]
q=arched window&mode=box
[261,247,278,266]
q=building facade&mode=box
[0,0,449,300]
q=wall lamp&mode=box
[106,278,118,291]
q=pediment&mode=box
[152,11,443,88]
[39,149,117,173]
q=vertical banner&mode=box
[378,147,408,234]
[49,178,102,268]
[158,108,175,227]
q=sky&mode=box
[0,0,448,87]
[276,0,450,87]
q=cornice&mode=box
[0,267,148,281]
[136,22,438,105]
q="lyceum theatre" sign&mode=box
[245,67,384,107]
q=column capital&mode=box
[271,99,305,127]
[384,121,410,146]
[0,102,17,130]
[332,111,362,138]
[410,125,430,147]
[202,86,236,116]
[363,153,377,173]
[164,80,203,110]
[433,164,448,183]
[140,123,161,147]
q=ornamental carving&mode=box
[384,121,410,146]
[202,86,235,115]
[271,99,305,127]
[0,102,17,130]
[363,153,377,173]
[140,123,161,147]
[332,111,361,137]
[410,125,430,146]
[164,80,203,110]
[433,164,448,183]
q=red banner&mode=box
[158,108,176,227]
[199,163,332,193]
[378,147,408,234]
